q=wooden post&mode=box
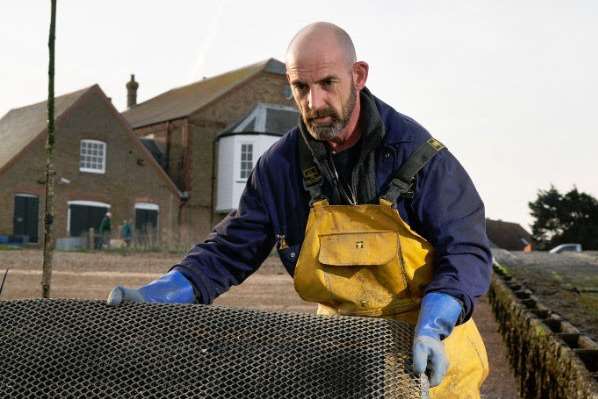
[88,228,95,251]
[0,268,9,298]
[41,0,57,298]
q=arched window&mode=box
[67,200,110,237]
[135,203,159,244]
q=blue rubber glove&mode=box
[107,270,196,305]
[412,292,463,387]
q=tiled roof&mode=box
[486,218,536,250]
[265,107,299,134]
[218,103,298,139]
[123,58,286,129]
[0,86,93,173]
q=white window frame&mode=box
[66,200,110,235]
[135,202,159,211]
[239,142,254,180]
[135,202,160,232]
[80,139,107,174]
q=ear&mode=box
[352,61,369,90]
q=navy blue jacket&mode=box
[172,93,492,320]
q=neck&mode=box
[327,95,362,153]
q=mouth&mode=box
[312,116,333,125]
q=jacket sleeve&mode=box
[170,163,276,304]
[410,148,492,321]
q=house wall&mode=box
[132,119,189,192]
[182,71,295,241]
[216,134,282,213]
[215,136,235,212]
[0,132,47,241]
[124,70,295,243]
[0,88,180,245]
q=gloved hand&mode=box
[412,292,463,387]
[107,270,196,305]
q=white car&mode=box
[548,243,582,254]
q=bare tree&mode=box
[41,0,57,298]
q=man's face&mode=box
[287,58,357,141]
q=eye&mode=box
[293,82,308,95]
[319,78,337,91]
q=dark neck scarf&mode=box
[298,87,385,204]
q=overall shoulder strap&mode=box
[381,138,446,203]
[298,133,328,205]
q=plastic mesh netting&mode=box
[0,299,428,398]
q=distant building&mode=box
[486,218,535,251]
[123,58,296,240]
[215,102,297,212]
[0,85,180,247]
[0,59,299,248]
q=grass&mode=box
[0,244,23,251]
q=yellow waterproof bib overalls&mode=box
[292,137,489,398]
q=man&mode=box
[97,212,112,250]
[108,22,491,398]
[121,219,132,247]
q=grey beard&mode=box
[305,86,357,141]
[307,120,345,141]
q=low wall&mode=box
[489,263,598,399]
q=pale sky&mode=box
[1,1,596,230]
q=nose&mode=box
[307,86,325,112]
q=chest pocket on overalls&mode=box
[317,230,412,314]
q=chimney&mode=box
[126,74,139,108]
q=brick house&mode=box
[123,58,296,240]
[215,102,298,213]
[0,85,181,248]
[486,218,536,251]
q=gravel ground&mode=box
[0,248,183,274]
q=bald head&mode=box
[286,22,356,68]
[285,22,368,145]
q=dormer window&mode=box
[80,140,106,174]
[240,143,253,180]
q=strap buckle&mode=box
[302,166,321,186]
